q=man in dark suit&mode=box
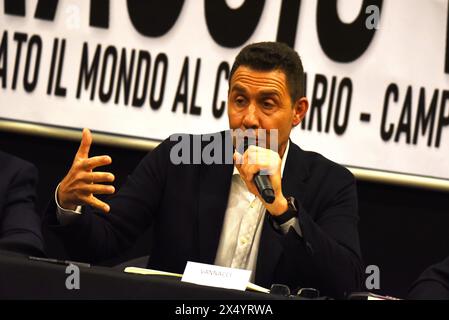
[408,257,449,299]
[46,42,363,298]
[0,151,44,256]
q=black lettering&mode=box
[6,0,106,25]
[23,35,42,92]
[394,86,412,144]
[444,6,449,74]
[316,0,383,62]
[4,0,25,16]
[325,76,337,133]
[131,50,150,107]
[212,61,229,119]
[99,46,117,103]
[90,0,109,28]
[334,78,352,135]
[115,48,135,105]
[172,57,189,113]
[12,33,27,90]
[149,53,168,110]
[47,38,58,95]
[413,88,438,147]
[301,72,308,129]
[5,0,108,26]
[126,0,185,37]
[76,43,101,100]
[308,74,327,132]
[35,0,59,21]
[47,38,67,96]
[54,38,66,96]
[276,0,302,48]
[205,0,265,48]
[189,58,202,115]
[381,83,398,141]
[5,0,59,19]
[0,31,8,88]
[435,90,449,147]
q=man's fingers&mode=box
[82,156,112,171]
[233,151,243,164]
[242,164,261,181]
[76,128,92,159]
[79,170,114,183]
[246,183,260,198]
[84,184,115,195]
[85,195,110,213]
[241,163,271,182]
[79,172,114,184]
[90,172,115,183]
[244,147,279,175]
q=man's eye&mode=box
[235,97,246,106]
[263,100,275,109]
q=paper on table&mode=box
[124,266,269,293]
[124,266,182,277]
[246,282,270,293]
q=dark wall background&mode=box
[1,129,448,299]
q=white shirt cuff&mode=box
[272,216,303,237]
[278,217,302,237]
[55,183,83,225]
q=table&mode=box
[0,250,297,300]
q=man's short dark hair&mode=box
[229,42,305,102]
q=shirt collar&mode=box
[233,140,290,178]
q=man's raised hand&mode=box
[57,128,115,213]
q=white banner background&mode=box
[1,0,448,180]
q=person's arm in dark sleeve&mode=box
[408,256,449,299]
[267,165,363,299]
[0,162,45,257]
[44,139,171,263]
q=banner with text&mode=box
[1,0,448,180]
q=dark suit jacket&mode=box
[0,151,44,256]
[46,132,363,298]
[408,256,449,299]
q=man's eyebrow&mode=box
[259,90,281,98]
[230,84,247,93]
[230,85,281,98]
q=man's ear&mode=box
[292,97,309,127]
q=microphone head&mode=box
[261,189,275,204]
[241,136,276,204]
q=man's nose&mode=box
[242,104,260,129]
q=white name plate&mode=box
[181,261,251,291]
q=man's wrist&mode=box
[56,183,77,211]
[267,196,289,216]
[269,196,299,225]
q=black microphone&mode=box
[243,139,275,204]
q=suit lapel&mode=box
[255,141,309,287]
[280,142,309,208]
